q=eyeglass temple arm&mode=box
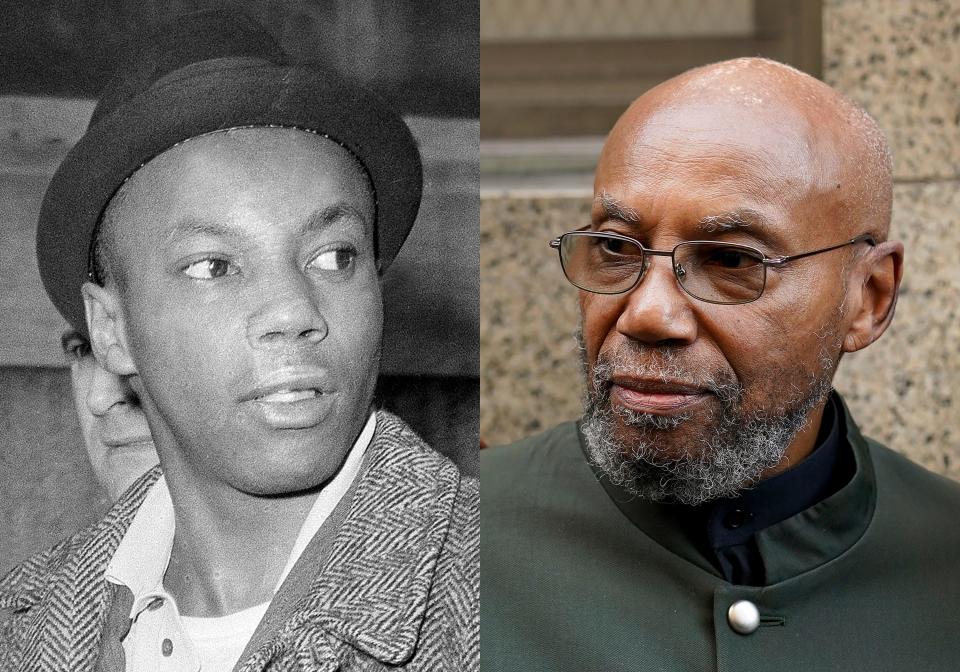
[764,234,876,267]
[548,238,672,263]
[550,225,594,249]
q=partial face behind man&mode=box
[576,59,902,504]
[83,127,381,497]
[63,331,158,501]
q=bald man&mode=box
[482,58,960,671]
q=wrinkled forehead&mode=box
[594,98,845,238]
[603,97,835,189]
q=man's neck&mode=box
[163,476,319,617]
[144,411,375,617]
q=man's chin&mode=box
[608,420,702,463]
[584,396,811,505]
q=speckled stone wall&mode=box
[481,0,960,479]
[481,195,588,443]
[824,0,960,478]
[824,0,960,182]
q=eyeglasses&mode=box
[548,230,876,305]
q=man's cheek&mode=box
[577,316,606,365]
[329,290,382,344]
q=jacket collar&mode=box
[71,466,162,670]
[0,465,160,616]
[269,410,461,665]
[0,464,163,671]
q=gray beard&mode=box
[578,331,838,506]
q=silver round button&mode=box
[727,600,760,635]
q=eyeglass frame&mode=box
[548,229,877,305]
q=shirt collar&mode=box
[274,412,376,589]
[698,392,849,550]
[103,474,175,617]
[104,411,377,621]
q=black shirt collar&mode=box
[701,392,846,548]
[684,391,853,584]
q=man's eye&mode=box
[182,258,237,279]
[61,332,91,361]
[596,237,641,258]
[702,248,759,269]
[308,247,356,272]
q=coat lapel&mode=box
[91,584,133,672]
[8,468,162,672]
[73,468,161,671]
[240,411,462,669]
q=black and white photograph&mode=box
[0,2,478,669]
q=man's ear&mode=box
[81,281,138,376]
[842,240,904,353]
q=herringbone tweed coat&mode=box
[0,411,478,671]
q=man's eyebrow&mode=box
[595,195,770,236]
[697,209,768,233]
[164,203,371,245]
[299,202,371,236]
[165,217,243,245]
[595,191,641,224]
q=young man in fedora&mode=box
[0,10,477,672]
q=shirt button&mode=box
[723,508,753,529]
[162,638,173,656]
[727,600,760,635]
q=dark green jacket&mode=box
[481,398,960,671]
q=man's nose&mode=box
[615,257,698,346]
[246,273,328,348]
[86,363,134,417]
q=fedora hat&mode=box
[37,8,422,336]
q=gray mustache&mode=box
[591,347,741,401]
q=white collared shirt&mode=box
[104,412,377,672]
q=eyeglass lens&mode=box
[558,233,767,304]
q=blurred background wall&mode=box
[480,0,960,481]
[0,0,478,575]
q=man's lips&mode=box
[241,366,333,401]
[98,409,154,449]
[609,377,711,414]
[241,366,338,429]
[101,434,154,450]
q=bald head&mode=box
[599,57,892,240]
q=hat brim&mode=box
[37,58,422,336]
